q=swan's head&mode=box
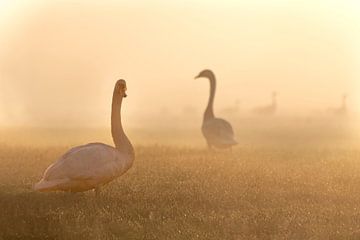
[195,69,215,79]
[116,79,127,98]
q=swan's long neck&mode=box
[111,89,134,156]
[204,74,216,120]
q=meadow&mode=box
[1,117,360,240]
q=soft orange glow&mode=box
[0,0,359,127]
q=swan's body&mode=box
[196,70,237,149]
[252,92,277,115]
[202,118,237,148]
[34,80,134,194]
[34,143,133,192]
[328,94,347,116]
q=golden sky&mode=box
[0,0,359,127]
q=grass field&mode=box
[1,119,360,239]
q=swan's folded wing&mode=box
[43,143,121,182]
[202,118,237,145]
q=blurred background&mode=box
[0,0,359,145]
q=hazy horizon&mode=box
[1,0,359,127]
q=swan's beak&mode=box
[122,86,127,97]
[194,75,200,79]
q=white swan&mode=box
[34,80,134,195]
[195,70,237,149]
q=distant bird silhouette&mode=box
[195,69,237,149]
[34,80,134,196]
[328,94,347,116]
[252,92,277,115]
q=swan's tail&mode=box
[33,178,67,192]
[226,140,238,147]
[223,138,238,146]
[215,138,238,148]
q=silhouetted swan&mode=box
[34,80,134,196]
[328,94,347,116]
[195,70,237,149]
[252,91,277,115]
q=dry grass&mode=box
[1,121,360,239]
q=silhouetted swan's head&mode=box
[195,69,215,79]
[115,79,127,98]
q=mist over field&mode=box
[0,0,360,128]
[1,1,360,239]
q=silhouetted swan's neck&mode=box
[111,87,134,155]
[204,73,216,120]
